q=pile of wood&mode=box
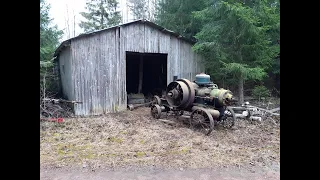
[231,103,280,121]
[40,98,79,119]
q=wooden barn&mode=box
[54,19,205,116]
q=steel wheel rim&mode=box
[151,104,161,119]
[152,95,162,106]
[190,108,214,135]
[222,107,235,128]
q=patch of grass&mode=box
[180,147,191,154]
[166,147,191,155]
[167,141,178,149]
[119,130,128,135]
[108,153,117,157]
[135,151,146,158]
[107,136,123,143]
[82,152,96,159]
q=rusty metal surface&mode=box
[176,79,195,108]
[166,81,188,108]
[165,79,195,108]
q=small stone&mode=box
[82,163,87,168]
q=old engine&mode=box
[151,73,236,135]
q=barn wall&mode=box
[70,28,126,116]
[59,47,74,100]
[120,23,205,84]
[62,22,204,116]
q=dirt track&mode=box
[40,166,279,180]
[40,107,280,179]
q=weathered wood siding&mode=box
[120,23,204,84]
[60,22,204,116]
[68,28,126,116]
[59,47,74,100]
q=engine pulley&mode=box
[165,78,195,108]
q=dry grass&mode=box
[40,108,280,170]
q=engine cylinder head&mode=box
[210,88,234,106]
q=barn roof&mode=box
[54,19,196,57]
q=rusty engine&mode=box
[150,73,236,135]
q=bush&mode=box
[252,85,271,100]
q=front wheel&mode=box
[221,106,236,128]
[190,108,214,135]
[151,104,162,119]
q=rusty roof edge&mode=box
[53,19,196,57]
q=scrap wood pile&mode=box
[40,98,79,121]
[231,102,280,122]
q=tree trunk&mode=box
[238,76,244,104]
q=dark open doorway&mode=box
[126,51,167,97]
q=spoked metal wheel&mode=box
[151,104,162,119]
[221,106,236,128]
[151,95,162,106]
[190,108,214,135]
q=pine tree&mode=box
[40,0,63,63]
[79,0,122,32]
[127,0,148,20]
[193,0,280,103]
[155,0,206,40]
[40,0,63,93]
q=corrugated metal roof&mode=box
[54,19,196,57]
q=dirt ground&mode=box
[40,107,280,179]
[40,166,279,180]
